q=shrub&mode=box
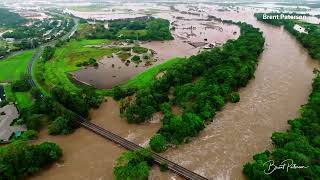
[0,140,62,179]
[131,55,141,63]
[48,116,73,135]
[230,92,240,103]
[160,162,168,172]
[114,148,153,180]
[11,74,31,92]
[149,134,167,153]
[20,130,38,140]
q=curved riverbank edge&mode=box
[243,15,320,180]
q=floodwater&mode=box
[72,11,239,89]
[157,6,320,180]
[28,5,320,180]
[29,98,163,180]
[72,55,154,89]
[143,12,239,60]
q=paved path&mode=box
[0,104,26,141]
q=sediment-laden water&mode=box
[71,10,239,89]
[29,5,320,180]
[158,6,320,179]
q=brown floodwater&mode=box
[72,55,154,89]
[72,11,239,89]
[28,5,320,180]
[156,6,320,180]
[29,98,163,180]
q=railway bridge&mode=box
[27,18,208,180]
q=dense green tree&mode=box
[85,17,173,41]
[230,92,240,103]
[11,74,31,92]
[0,8,27,27]
[48,116,73,135]
[42,46,55,61]
[0,140,62,179]
[51,86,89,117]
[255,13,320,60]
[243,74,320,180]
[113,148,153,180]
[19,130,38,140]
[150,134,167,153]
[121,22,264,147]
[30,87,42,99]
[0,47,6,56]
[113,86,136,101]
[24,114,43,131]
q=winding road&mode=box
[27,17,208,180]
[24,8,320,180]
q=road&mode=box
[28,17,79,88]
[26,17,208,180]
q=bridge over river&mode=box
[26,18,207,180]
[78,116,208,180]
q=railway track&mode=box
[26,17,208,180]
[78,118,208,180]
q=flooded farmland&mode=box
[27,3,320,180]
[159,5,320,179]
[71,10,239,89]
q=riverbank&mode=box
[159,7,320,179]
[243,13,320,180]
[26,5,320,180]
[28,97,163,180]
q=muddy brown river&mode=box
[29,6,319,180]
[159,7,320,179]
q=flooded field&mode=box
[159,5,320,179]
[28,4,320,180]
[71,9,239,89]
[72,54,153,89]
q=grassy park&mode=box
[34,39,117,93]
[0,50,34,82]
[121,57,184,89]
[0,50,35,109]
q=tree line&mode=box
[114,22,265,152]
[242,13,320,180]
[0,140,62,179]
[83,16,173,41]
[255,13,320,60]
[113,148,153,180]
[0,8,27,27]
[244,73,320,180]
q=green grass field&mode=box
[0,50,35,82]
[117,29,147,40]
[122,57,184,89]
[0,50,35,109]
[96,57,184,95]
[4,84,33,109]
[4,84,15,102]
[33,38,185,97]
[15,92,33,109]
[40,39,118,93]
